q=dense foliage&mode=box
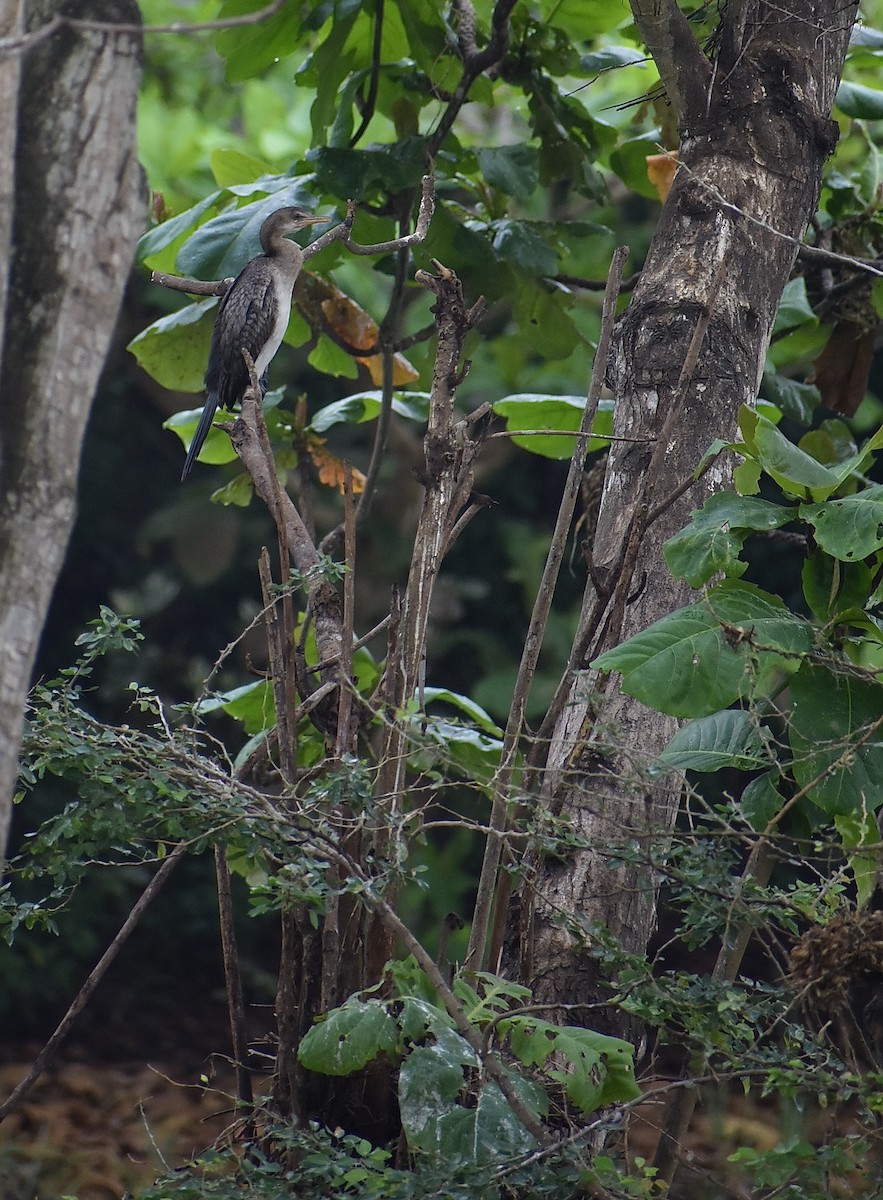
[5,1,883,1197]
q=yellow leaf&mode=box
[646,151,679,202]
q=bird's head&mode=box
[259,206,329,253]
[277,206,330,231]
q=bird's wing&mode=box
[206,260,279,408]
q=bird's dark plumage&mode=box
[181,206,328,480]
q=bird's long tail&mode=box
[181,393,220,481]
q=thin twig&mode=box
[215,845,254,1109]
[349,0,384,147]
[466,246,628,972]
[0,0,286,56]
[335,466,357,758]
[0,843,187,1122]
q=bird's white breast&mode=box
[253,278,295,379]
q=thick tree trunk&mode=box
[0,0,144,872]
[527,1,856,1030]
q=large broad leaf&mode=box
[836,80,883,119]
[493,393,613,459]
[310,391,430,432]
[664,492,796,586]
[739,406,883,501]
[136,191,223,270]
[513,283,584,359]
[503,1018,639,1112]
[788,662,883,815]
[399,1029,544,1167]
[415,718,504,787]
[593,582,812,718]
[195,680,274,735]
[421,688,503,736]
[298,998,398,1076]
[659,711,773,773]
[799,486,883,562]
[176,182,319,279]
[740,771,785,831]
[127,299,217,392]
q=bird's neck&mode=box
[265,240,305,282]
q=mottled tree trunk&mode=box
[0,0,144,872]
[527,1,856,1030]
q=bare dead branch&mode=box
[342,175,435,254]
[149,271,231,297]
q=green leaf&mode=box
[176,182,318,279]
[760,368,819,426]
[799,486,883,562]
[516,288,583,360]
[421,688,503,736]
[802,552,873,623]
[609,136,667,200]
[773,278,817,334]
[298,998,399,1076]
[476,145,540,201]
[215,0,303,83]
[416,718,504,787]
[399,1031,544,1166]
[664,492,796,586]
[740,772,784,830]
[739,406,883,501]
[493,393,613,459]
[127,299,216,392]
[196,680,274,736]
[593,582,812,718]
[310,391,430,432]
[659,711,773,773]
[492,220,558,276]
[136,192,223,270]
[834,811,879,909]
[503,1018,640,1112]
[307,335,360,379]
[579,45,646,71]
[210,148,275,187]
[836,79,883,119]
[789,662,883,815]
[537,0,630,39]
[211,473,254,508]
[164,404,238,465]
[307,139,426,200]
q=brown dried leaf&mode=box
[809,321,876,417]
[295,272,419,385]
[306,433,366,494]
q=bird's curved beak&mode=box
[303,214,331,225]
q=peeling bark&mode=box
[528,1,856,1032]
[0,0,144,871]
